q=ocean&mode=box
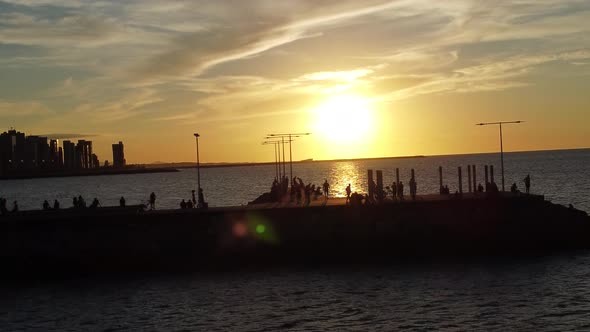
[1,149,589,212]
[1,149,589,331]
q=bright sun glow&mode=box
[313,95,374,142]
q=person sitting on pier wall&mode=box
[78,195,86,208]
[90,198,100,209]
[524,174,531,194]
[72,197,78,208]
[345,184,352,204]
[0,198,8,215]
[477,183,484,193]
[119,196,126,207]
[511,183,519,194]
[186,199,194,209]
[53,199,60,210]
[149,192,156,210]
[43,200,51,210]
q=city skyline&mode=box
[1,1,589,163]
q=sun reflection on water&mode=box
[327,161,364,197]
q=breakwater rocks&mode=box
[0,194,588,275]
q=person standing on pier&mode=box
[53,199,60,210]
[409,177,417,200]
[323,179,330,200]
[345,184,352,204]
[524,175,531,194]
[149,192,156,210]
[119,196,126,207]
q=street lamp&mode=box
[262,140,281,181]
[194,133,201,192]
[268,132,311,183]
[476,121,524,191]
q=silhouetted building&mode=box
[0,129,26,174]
[49,139,63,168]
[76,140,93,169]
[91,153,100,169]
[24,136,49,169]
[63,140,76,169]
[112,141,126,168]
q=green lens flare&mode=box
[256,224,266,234]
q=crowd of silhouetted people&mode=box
[268,176,330,206]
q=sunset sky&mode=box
[1,0,589,164]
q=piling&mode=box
[467,165,472,193]
[368,169,374,198]
[439,166,443,192]
[472,165,477,191]
[376,170,384,201]
[484,165,489,187]
[458,167,463,194]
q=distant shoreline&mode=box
[149,147,590,170]
[0,167,179,180]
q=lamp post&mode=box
[262,140,281,181]
[194,133,201,192]
[476,121,523,191]
[268,132,311,183]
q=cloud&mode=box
[0,100,52,116]
[39,133,97,140]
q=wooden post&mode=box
[458,166,463,194]
[467,165,471,192]
[376,170,384,201]
[484,165,489,186]
[368,169,374,198]
[472,165,477,191]
[438,166,443,192]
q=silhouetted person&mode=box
[345,184,352,204]
[186,199,194,209]
[53,199,60,210]
[323,179,330,199]
[180,199,187,209]
[392,182,398,200]
[119,196,126,207]
[149,192,156,210]
[73,196,78,208]
[191,190,196,205]
[510,183,518,193]
[524,174,531,194]
[398,181,404,200]
[43,200,51,210]
[477,183,484,193]
[78,195,86,208]
[198,188,207,208]
[1,198,8,215]
[90,198,100,208]
[12,201,18,213]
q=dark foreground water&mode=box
[2,254,590,331]
[1,149,589,330]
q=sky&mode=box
[0,0,589,164]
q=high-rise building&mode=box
[112,141,126,168]
[76,140,93,169]
[63,140,76,169]
[0,129,26,173]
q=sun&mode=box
[313,95,374,142]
